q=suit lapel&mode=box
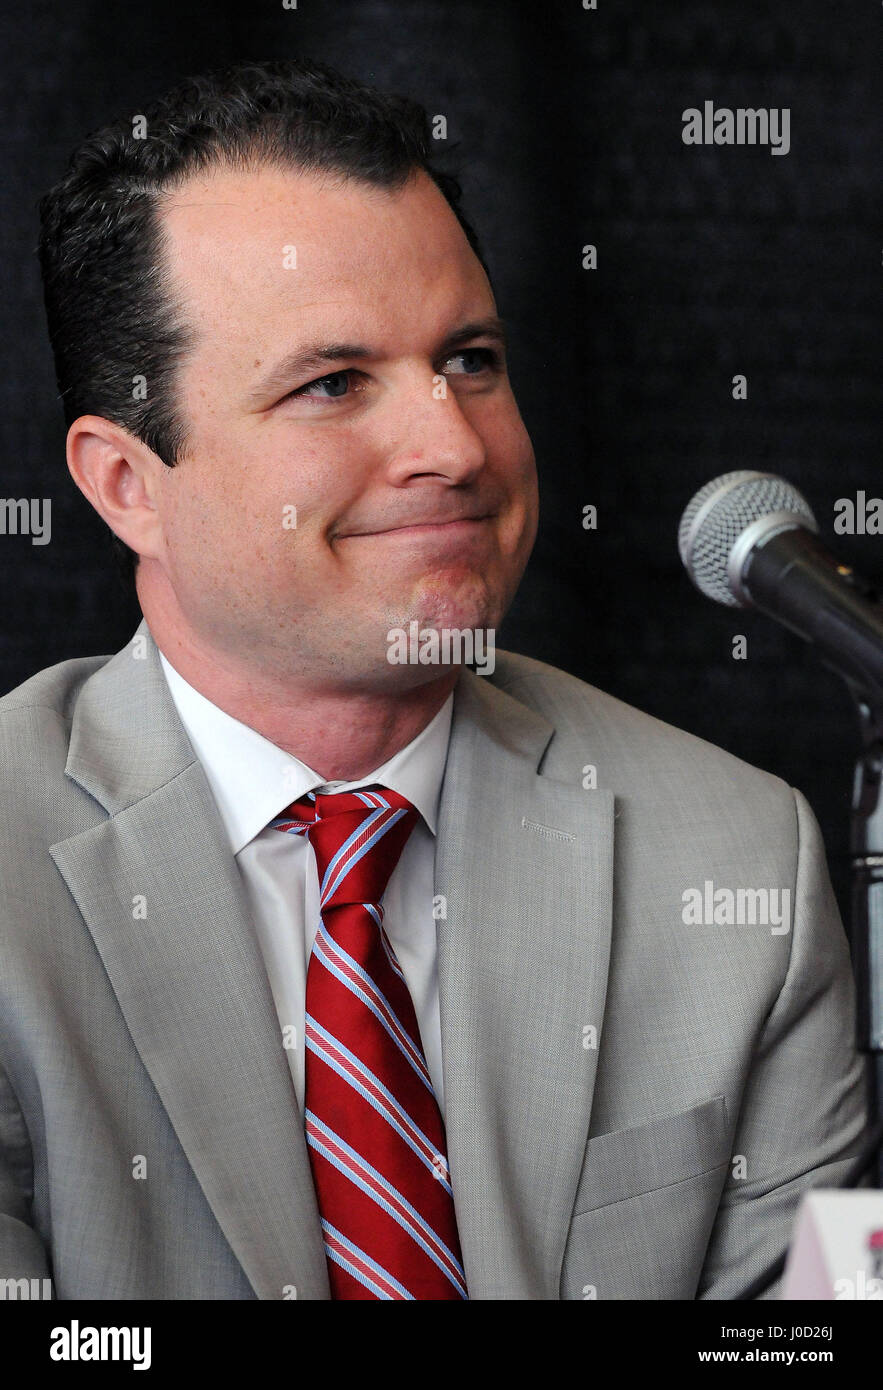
[50,623,330,1300]
[436,668,615,1299]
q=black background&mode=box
[1,0,880,924]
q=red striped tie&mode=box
[271,785,468,1300]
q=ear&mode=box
[66,416,167,562]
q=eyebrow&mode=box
[246,315,508,405]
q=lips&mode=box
[340,515,491,539]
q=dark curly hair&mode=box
[37,57,488,589]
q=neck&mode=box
[140,596,459,783]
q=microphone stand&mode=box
[849,692,883,1185]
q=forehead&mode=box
[156,162,491,351]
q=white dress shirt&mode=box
[158,652,454,1118]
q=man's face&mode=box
[146,162,538,690]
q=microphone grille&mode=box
[678,471,817,607]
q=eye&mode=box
[443,347,502,375]
[286,369,361,401]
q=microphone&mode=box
[678,471,883,702]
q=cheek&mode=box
[481,394,535,475]
[159,476,226,571]
[161,446,323,565]
[262,431,373,528]
[498,455,539,566]
[158,462,269,597]
[488,415,538,519]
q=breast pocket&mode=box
[562,1094,732,1300]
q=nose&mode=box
[383,371,488,487]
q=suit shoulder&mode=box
[491,648,794,813]
[0,650,121,884]
[0,651,110,717]
[0,651,110,773]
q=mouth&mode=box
[338,515,493,541]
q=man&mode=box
[0,58,868,1300]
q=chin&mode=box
[404,570,500,634]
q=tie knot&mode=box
[272,784,419,910]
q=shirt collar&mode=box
[158,651,454,855]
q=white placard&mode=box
[780,1191,883,1299]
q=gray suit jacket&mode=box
[0,621,868,1299]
